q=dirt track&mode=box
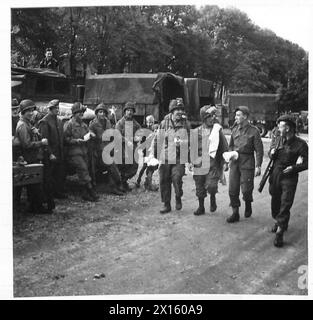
[13,137,308,297]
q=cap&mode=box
[19,99,36,114]
[200,105,217,121]
[48,99,60,109]
[235,106,250,117]
[277,114,296,128]
[169,97,185,113]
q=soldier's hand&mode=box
[89,132,96,138]
[76,138,85,144]
[283,166,293,174]
[41,138,48,146]
[255,166,261,177]
[223,163,229,172]
[49,154,57,161]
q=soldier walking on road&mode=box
[227,106,264,223]
[153,98,191,214]
[115,102,141,192]
[192,106,228,215]
[268,115,308,247]
[63,102,98,202]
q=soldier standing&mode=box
[227,106,264,223]
[268,115,308,247]
[14,99,50,214]
[63,102,98,202]
[89,103,124,195]
[115,102,141,192]
[38,99,67,199]
[154,98,191,214]
[192,106,228,215]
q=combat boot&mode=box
[274,229,284,248]
[210,194,217,212]
[82,186,96,202]
[175,196,182,210]
[110,187,125,196]
[227,207,240,223]
[144,176,158,191]
[244,201,252,218]
[160,202,171,214]
[194,197,205,216]
[271,223,278,233]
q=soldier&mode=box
[38,99,67,199]
[39,48,59,71]
[89,103,125,195]
[192,105,228,215]
[268,115,308,247]
[136,115,159,191]
[11,98,20,137]
[63,102,98,202]
[227,106,264,223]
[14,99,51,214]
[154,98,191,214]
[115,101,141,192]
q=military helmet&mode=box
[169,98,185,113]
[71,102,86,115]
[123,101,136,113]
[200,105,217,121]
[19,99,36,114]
[95,103,108,115]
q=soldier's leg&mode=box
[144,165,158,191]
[227,161,241,222]
[205,166,220,212]
[137,163,147,186]
[276,177,298,232]
[171,164,185,210]
[53,161,67,197]
[159,164,172,213]
[193,174,207,215]
[240,169,255,217]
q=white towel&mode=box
[208,123,222,158]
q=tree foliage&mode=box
[11,5,308,111]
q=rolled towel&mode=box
[223,151,239,163]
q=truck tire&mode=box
[256,124,267,137]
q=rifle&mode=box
[258,136,281,193]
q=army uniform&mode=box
[154,98,191,213]
[89,104,124,195]
[14,99,50,213]
[192,106,228,215]
[64,103,98,201]
[269,115,308,247]
[115,102,141,190]
[228,106,264,221]
[38,99,66,199]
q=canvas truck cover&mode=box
[83,73,159,106]
[184,78,214,122]
[228,93,280,122]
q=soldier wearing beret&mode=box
[115,101,141,192]
[14,99,51,214]
[89,103,125,195]
[38,99,67,201]
[153,98,191,214]
[227,106,264,223]
[192,105,228,215]
[63,102,98,201]
[268,114,308,247]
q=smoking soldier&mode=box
[192,105,228,215]
[227,106,264,223]
[268,115,308,247]
[63,102,99,202]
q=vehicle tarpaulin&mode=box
[83,73,159,105]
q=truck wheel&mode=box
[256,124,267,137]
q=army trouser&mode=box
[269,171,298,231]
[51,160,66,194]
[193,165,220,198]
[118,163,139,183]
[67,154,92,185]
[229,160,254,207]
[159,164,185,204]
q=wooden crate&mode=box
[13,164,43,187]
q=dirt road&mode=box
[13,137,308,297]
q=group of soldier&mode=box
[12,96,308,248]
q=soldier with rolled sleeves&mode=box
[89,103,124,195]
[38,99,67,199]
[192,105,228,215]
[63,102,99,202]
[14,99,51,214]
[115,101,141,192]
[227,106,264,223]
[153,98,191,214]
[268,115,308,247]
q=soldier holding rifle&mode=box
[267,115,308,247]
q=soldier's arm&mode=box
[38,121,53,155]
[292,141,308,173]
[16,124,43,149]
[253,129,264,167]
[228,133,234,151]
[219,129,229,153]
[63,121,80,145]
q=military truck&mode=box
[227,93,280,137]
[82,72,214,126]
